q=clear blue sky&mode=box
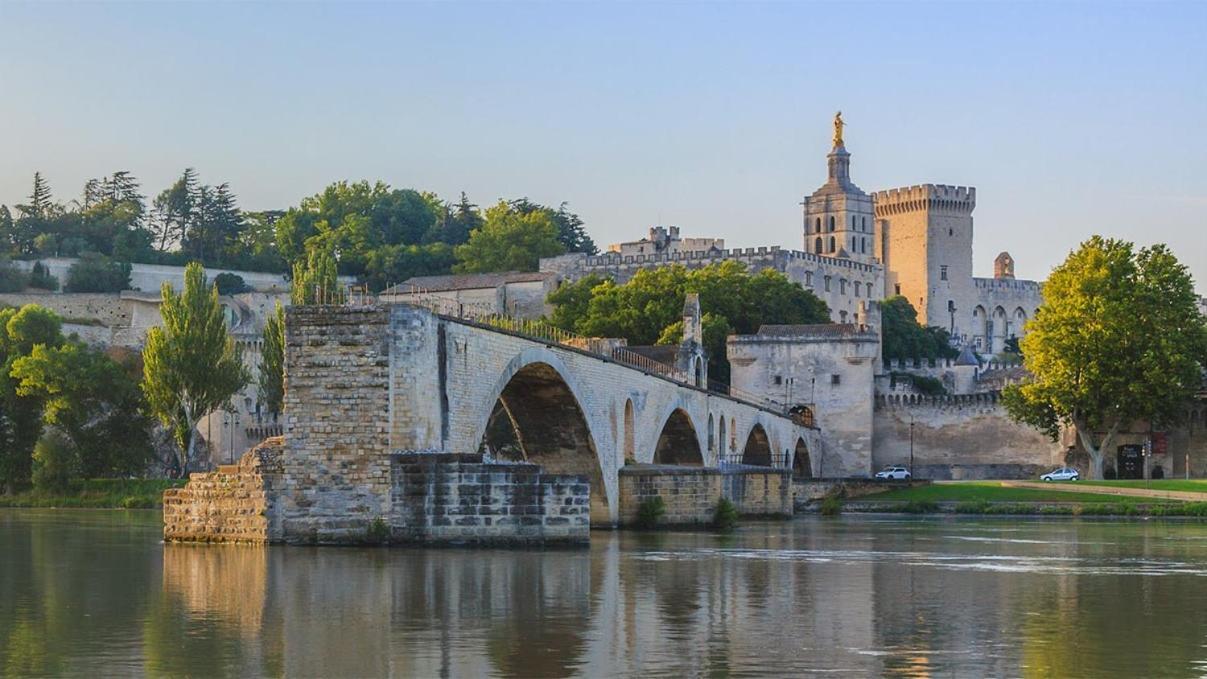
[1,2,1204,288]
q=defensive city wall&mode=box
[872,393,1066,479]
[164,303,815,544]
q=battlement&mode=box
[873,184,976,216]
[875,391,1003,411]
[973,277,1042,293]
[569,246,881,275]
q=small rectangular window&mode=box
[940,265,948,281]
[830,374,841,385]
[774,376,783,385]
[825,276,832,292]
[894,284,901,295]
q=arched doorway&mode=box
[479,362,608,523]
[792,438,812,479]
[654,408,703,466]
[741,424,773,467]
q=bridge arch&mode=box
[741,423,774,467]
[473,349,612,524]
[653,408,704,466]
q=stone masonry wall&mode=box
[873,394,1065,479]
[616,465,791,527]
[391,453,589,544]
[278,306,393,543]
[163,437,284,543]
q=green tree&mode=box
[453,200,565,273]
[0,305,65,492]
[547,261,830,384]
[291,247,341,305]
[258,303,285,417]
[13,342,155,478]
[64,252,132,292]
[879,296,959,362]
[508,198,597,254]
[1003,237,1207,478]
[149,169,199,252]
[142,263,249,476]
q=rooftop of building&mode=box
[383,271,552,294]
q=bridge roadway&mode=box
[382,303,823,525]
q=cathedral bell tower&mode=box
[802,112,877,263]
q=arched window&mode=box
[840,310,848,322]
[840,279,847,294]
[814,217,820,233]
[829,236,836,253]
[851,215,857,228]
[708,413,715,452]
[814,237,822,253]
[862,216,867,231]
[828,216,835,232]
[854,282,861,297]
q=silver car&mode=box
[875,465,911,480]
[1040,467,1080,482]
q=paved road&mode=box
[995,480,1207,502]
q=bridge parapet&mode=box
[389,293,779,411]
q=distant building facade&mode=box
[542,124,1043,356]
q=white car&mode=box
[1040,467,1080,482]
[875,466,911,480]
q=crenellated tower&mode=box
[873,184,977,341]
[802,113,877,263]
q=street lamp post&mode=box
[909,416,915,478]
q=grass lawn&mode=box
[1070,479,1207,494]
[0,479,186,509]
[864,481,1150,504]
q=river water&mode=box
[3,510,1207,677]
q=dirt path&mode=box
[994,480,1207,502]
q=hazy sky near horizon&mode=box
[1,2,1204,289]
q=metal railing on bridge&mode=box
[388,290,787,413]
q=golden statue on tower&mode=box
[832,111,845,147]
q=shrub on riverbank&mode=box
[712,498,739,532]
[635,497,666,529]
[0,478,184,509]
[819,495,842,516]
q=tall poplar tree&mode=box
[142,263,248,476]
[258,303,285,417]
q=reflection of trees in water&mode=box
[0,511,161,675]
[478,551,595,678]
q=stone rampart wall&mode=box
[391,453,589,544]
[0,291,128,326]
[616,465,791,526]
[163,437,284,543]
[873,397,1065,479]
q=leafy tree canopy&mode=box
[1003,236,1207,479]
[547,261,830,383]
[880,296,959,362]
[453,201,565,274]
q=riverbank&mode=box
[0,479,185,509]
[824,479,1207,517]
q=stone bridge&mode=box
[287,303,821,529]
